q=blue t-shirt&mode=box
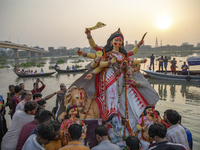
[150,55,155,62]
[164,58,168,66]
[182,125,193,150]
[181,65,189,72]
[72,66,76,70]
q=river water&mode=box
[1,55,200,149]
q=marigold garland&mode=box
[103,47,109,131]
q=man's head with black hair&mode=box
[14,85,22,94]
[24,90,32,101]
[166,109,180,125]
[24,101,38,115]
[94,125,108,143]
[35,109,53,124]
[37,122,55,145]
[68,124,82,141]
[33,82,39,90]
[20,83,25,90]
[125,136,140,150]
[95,125,108,137]
[49,120,61,140]
[9,85,15,94]
[37,99,46,109]
[163,109,173,122]
[34,105,43,119]
[149,123,167,142]
[33,92,42,100]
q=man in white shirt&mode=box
[16,90,32,111]
[40,68,44,74]
[1,101,38,150]
[165,109,189,150]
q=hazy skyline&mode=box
[0,0,200,50]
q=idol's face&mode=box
[69,107,78,118]
[146,107,154,115]
[111,36,123,48]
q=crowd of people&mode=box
[0,79,193,150]
[149,54,189,75]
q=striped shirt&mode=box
[166,124,189,150]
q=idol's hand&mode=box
[139,40,144,46]
[143,124,148,130]
[77,50,84,56]
[85,73,93,80]
[135,64,141,71]
[111,57,116,64]
[85,29,91,35]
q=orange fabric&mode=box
[44,140,62,150]
[59,141,90,150]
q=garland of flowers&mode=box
[123,62,132,139]
[103,48,108,118]
[103,47,109,132]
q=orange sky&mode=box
[0,0,200,50]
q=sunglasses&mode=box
[60,86,64,87]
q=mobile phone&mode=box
[37,78,40,81]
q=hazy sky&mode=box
[0,0,200,50]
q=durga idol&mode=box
[75,26,159,131]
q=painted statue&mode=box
[105,114,129,149]
[58,86,99,120]
[136,104,160,150]
[76,27,155,131]
[61,105,87,146]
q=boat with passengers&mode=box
[142,56,200,82]
[13,70,56,77]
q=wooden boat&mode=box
[54,68,87,73]
[142,56,200,82]
[13,70,56,77]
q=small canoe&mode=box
[55,68,87,73]
[13,70,56,77]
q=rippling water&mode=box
[1,55,199,149]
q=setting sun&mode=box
[156,14,172,30]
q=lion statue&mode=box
[59,86,100,120]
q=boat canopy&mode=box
[187,56,200,66]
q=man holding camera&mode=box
[31,78,46,95]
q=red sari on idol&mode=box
[94,51,150,130]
